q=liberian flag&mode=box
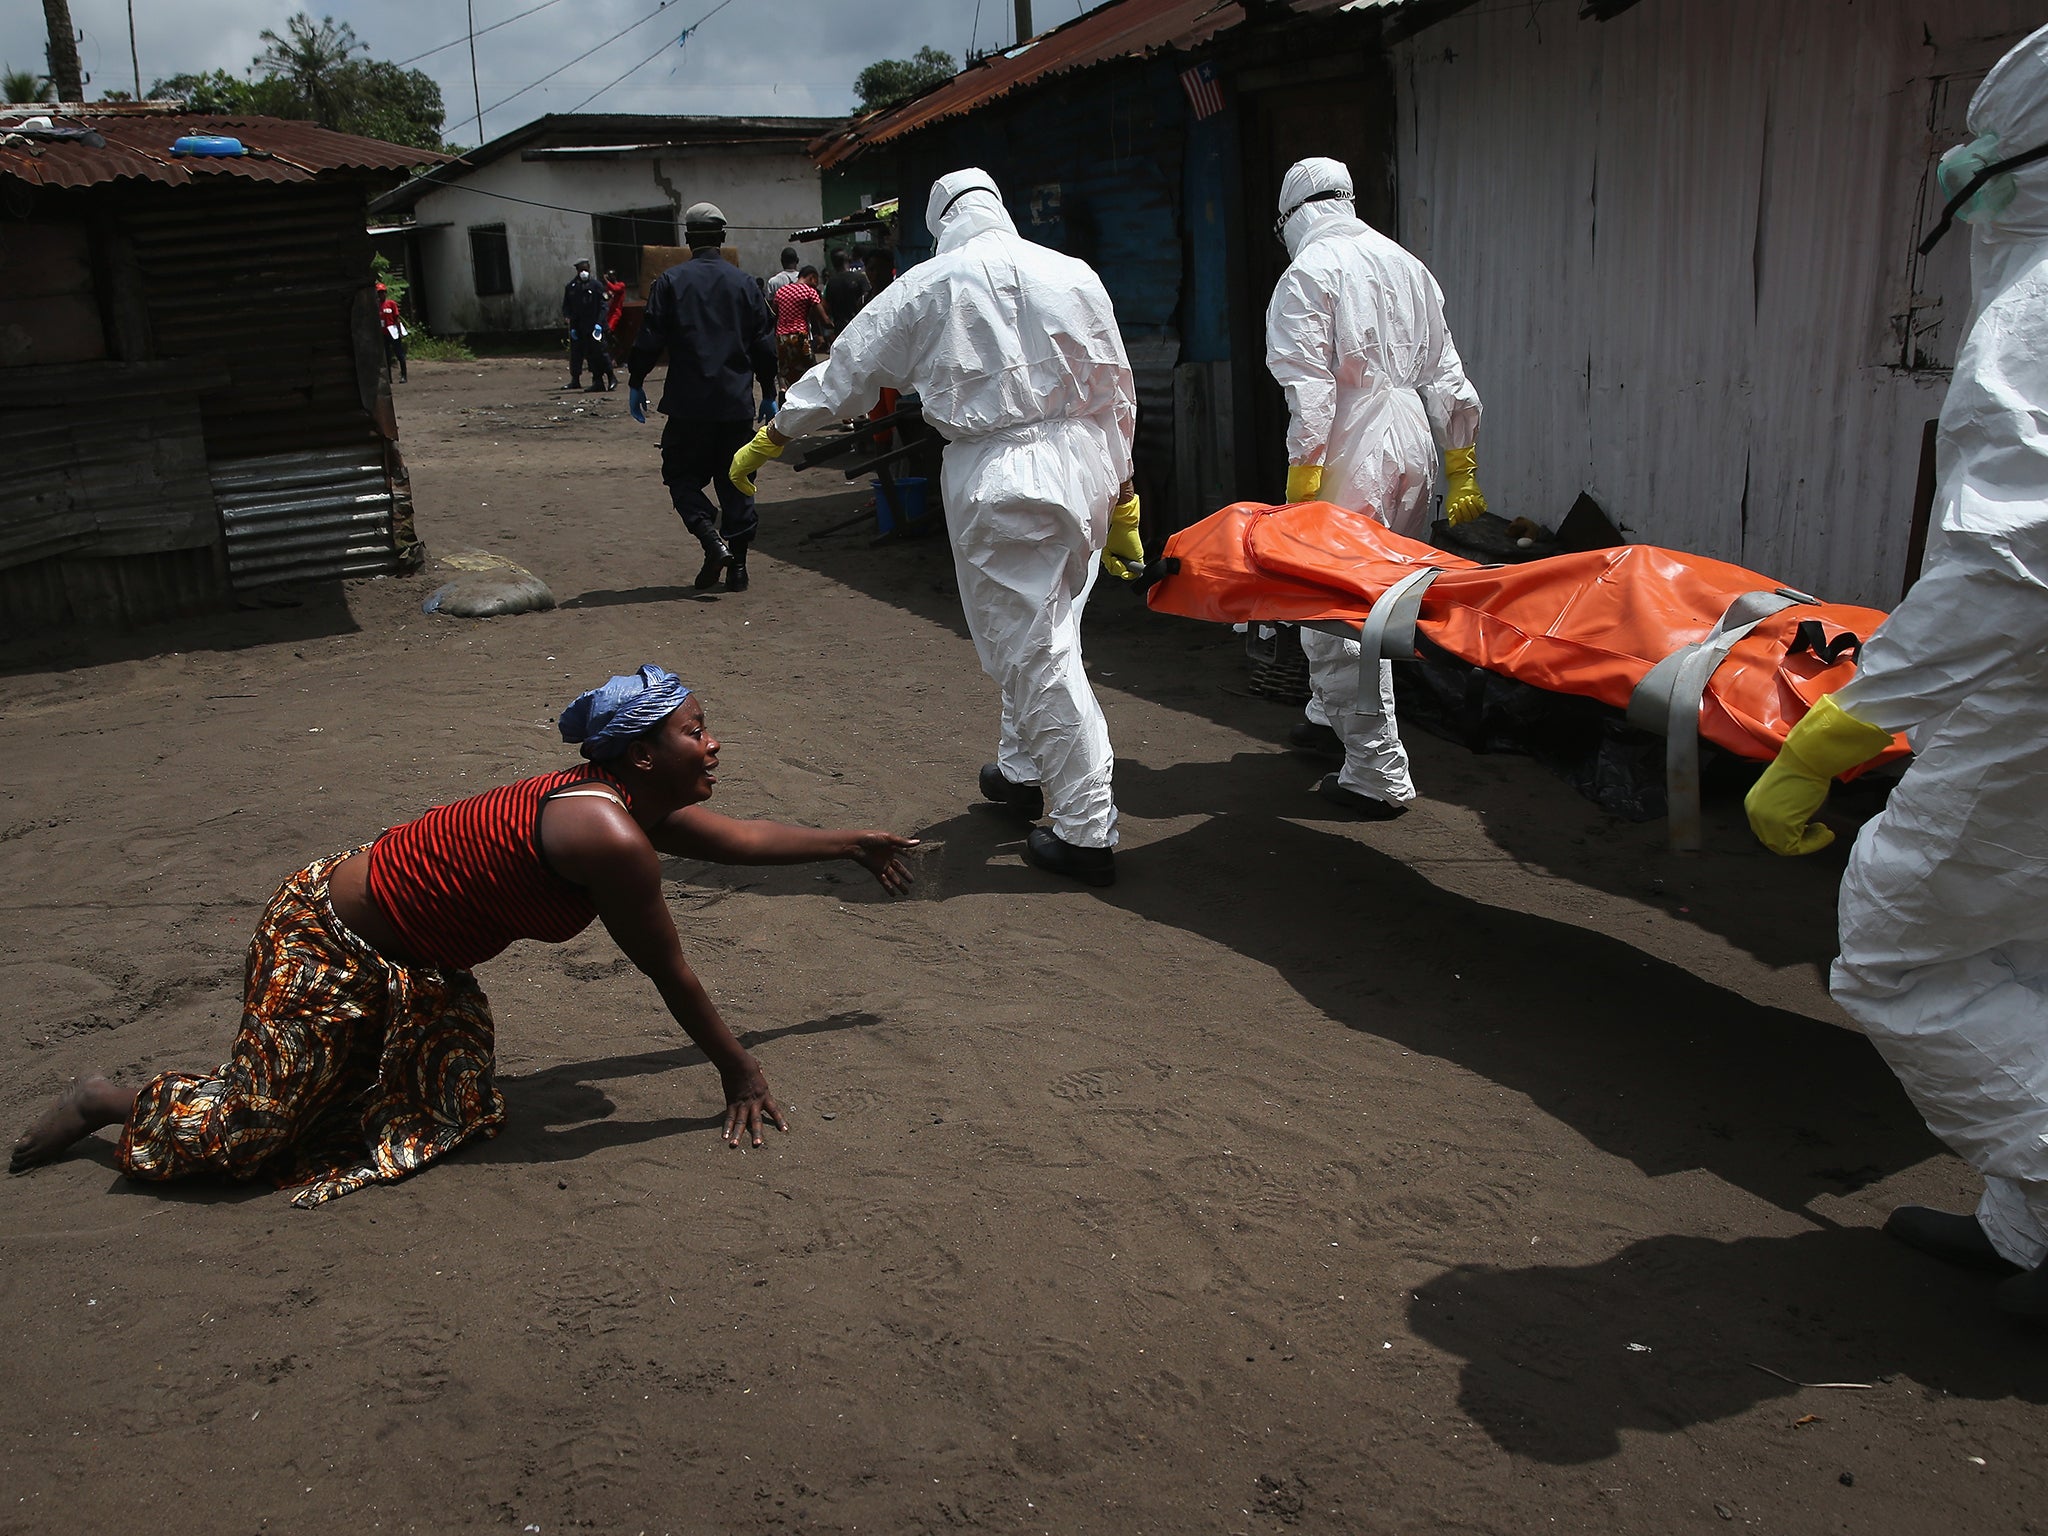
[1180,61,1225,121]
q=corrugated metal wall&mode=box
[1394,0,2033,608]
[125,181,387,461]
[118,179,407,590]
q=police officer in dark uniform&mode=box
[561,258,615,391]
[626,203,777,592]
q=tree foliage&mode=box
[3,65,51,104]
[148,12,446,151]
[854,46,956,113]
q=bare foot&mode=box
[9,1076,133,1172]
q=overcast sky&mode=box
[5,0,1113,140]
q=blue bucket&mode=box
[872,475,928,533]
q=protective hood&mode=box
[927,168,1016,253]
[1278,156,1358,257]
[1956,21,2048,243]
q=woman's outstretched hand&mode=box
[849,832,919,896]
[720,1055,788,1148]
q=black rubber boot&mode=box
[978,763,1045,820]
[1288,720,1345,761]
[1883,1206,2021,1273]
[725,540,750,593]
[692,533,732,590]
[1317,773,1408,820]
[1024,826,1115,887]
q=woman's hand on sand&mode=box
[849,832,919,896]
[720,1057,789,1148]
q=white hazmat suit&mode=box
[773,169,1137,850]
[1827,28,2048,1270]
[1265,157,1483,808]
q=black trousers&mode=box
[660,416,757,550]
[569,328,614,384]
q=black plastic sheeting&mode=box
[1393,635,1674,821]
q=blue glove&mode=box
[628,386,647,424]
[757,396,777,425]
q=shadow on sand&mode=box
[763,485,1855,976]
[1408,1225,2048,1462]
[474,1010,884,1163]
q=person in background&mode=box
[376,281,407,384]
[1744,24,2048,1318]
[823,247,872,348]
[562,258,615,392]
[1265,155,1487,821]
[602,266,628,371]
[729,168,1141,887]
[766,247,801,301]
[772,265,830,403]
[9,665,918,1199]
[627,202,778,593]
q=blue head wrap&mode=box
[558,664,692,761]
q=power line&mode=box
[450,0,683,138]
[393,0,566,68]
[564,0,740,115]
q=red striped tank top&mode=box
[365,765,633,971]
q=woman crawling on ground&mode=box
[9,664,916,1205]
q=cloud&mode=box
[5,0,1111,134]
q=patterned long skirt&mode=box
[117,848,506,1207]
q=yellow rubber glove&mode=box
[1443,445,1488,527]
[728,427,784,495]
[1102,493,1144,581]
[1285,463,1324,503]
[1743,694,1895,855]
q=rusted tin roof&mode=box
[0,108,442,191]
[808,0,1413,167]
[811,0,1249,168]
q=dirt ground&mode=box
[3,355,2044,1535]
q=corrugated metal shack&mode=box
[0,107,439,637]
[1391,0,2038,609]
[816,0,2027,610]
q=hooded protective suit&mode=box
[1825,26,2048,1268]
[1266,157,1482,805]
[773,169,1136,848]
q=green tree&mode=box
[148,69,301,116]
[854,45,956,113]
[255,13,364,126]
[326,58,445,150]
[3,65,51,103]
[148,16,445,150]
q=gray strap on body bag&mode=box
[1627,587,1818,851]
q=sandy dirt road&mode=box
[2,356,2042,1534]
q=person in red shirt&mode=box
[9,666,918,1202]
[772,265,830,402]
[602,267,628,371]
[376,281,407,383]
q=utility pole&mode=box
[43,0,83,102]
[127,0,140,100]
[466,0,485,144]
[1014,0,1033,44]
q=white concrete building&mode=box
[370,114,838,335]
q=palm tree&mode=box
[3,65,51,104]
[254,13,363,126]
